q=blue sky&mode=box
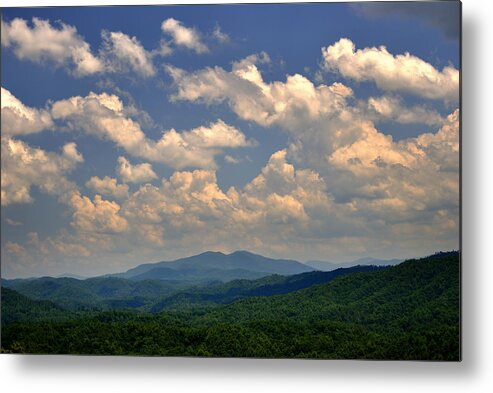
[1,2,460,278]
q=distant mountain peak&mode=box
[118,249,314,282]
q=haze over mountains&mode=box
[306,257,403,271]
[2,250,403,312]
[107,250,404,282]
[4,250,408,282]
[112,250,314,282]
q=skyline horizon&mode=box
[2,247,460,280]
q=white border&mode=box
[2,0,492,392]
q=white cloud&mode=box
[1,39,460,277]
[1,17,166,78]
[212,25,230,44]
[51,91,254,169]
[85,176,129,199]
[117,149,344,256]
[321,38,459,101]
[116,156,158,184]
[161,18,208,54]
[167,53,353,131]
[5,218,23,226]
[366,96,445,126]
[224,155,240,164]
[1,87,53,135]
[68,191,129,234]
[167,53,459,251]
[2,88,254,170]
[153,39,173,57]
[100,30,156,77]
[1,137,83,206]
[1,17,103,76]
[327,109,459,222]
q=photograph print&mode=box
[1,1,461,360]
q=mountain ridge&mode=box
[306,257,403,271]
[115,250,314,282]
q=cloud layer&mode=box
[322,38,459,101]
[1,12,459,278]
[2,88,254,170]
[167,53,354,131]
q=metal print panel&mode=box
[0,1,461,360]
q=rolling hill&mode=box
[192,252,460,332]
[2,276,184,310]
[150,264,386,312]
[1,287,71,324]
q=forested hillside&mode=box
[1,253,460,360]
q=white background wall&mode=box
[1,1,491,392]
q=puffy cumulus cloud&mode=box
[330,109,459,178]
[116,156,158,184]
[51,91,254,169]
[322,38,459,101]
[136,119,255,169]
[68,191,129,234]
[414,109,460,172]
[1,129,459,277]
[167,53,354,131]
[1,137,83,206]
[1,87,53,135]
[167,53,458,254]
[51,91,147,151]
[1,17,103,76]
[161,18,208,54]
[167,54,459,225]
[85,175,129,199]
[100,30,156,77]
[366,96,445,126]
[1,17,169,78]
[117,149,353,255]
[327,109,459,224]
[1,89,253,170]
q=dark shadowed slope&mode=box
[150,265,386,311]
[1,287,71,324]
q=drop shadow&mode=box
[3,7,479,382]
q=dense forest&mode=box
[1,252,460,360]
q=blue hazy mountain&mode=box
[117,250,314,282]
[306,257,402,271]
[150,264,387,312]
